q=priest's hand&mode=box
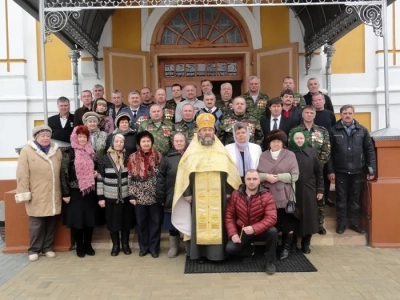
[98,200,105,208]
[184,196,192,203]
[243,226,254,235]
[317,193,323,201]
[63,197,70,203]
[232,234,241,244]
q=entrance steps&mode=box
[91,206,366,251]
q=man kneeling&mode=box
[225,169,278,274]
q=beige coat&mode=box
[15,140,62,217]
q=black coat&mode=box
[304,92,334,112]
[327,120,376,175]
[260,114,294,151]
[106,129,137,157]
[48,114,75,143]
[156,149,183,212]
[290,146,324,236]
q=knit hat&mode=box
[82,112,100,124]
[32,125,52,139]
[266,129,287,146]
[197,113,215,130]
[115,112,131,128]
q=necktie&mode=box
[273,118,278,130]
[208,109,212,113]
[132,110,137,118]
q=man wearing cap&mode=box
[15,125,63,262]
[172,113,242,264]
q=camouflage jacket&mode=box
[138,119,174,155]
[218,112,264,146]
[173,120,197,143]
[289,123,331,165]
[293,93,306,108]
[163,101,176,122]
[216,99,233,115]
[241,91,270,119]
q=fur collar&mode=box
[27,139,59,161]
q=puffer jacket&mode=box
[156,148,183,212]
[225,184,277,238]
[328,120,376,175]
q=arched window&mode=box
[159,8,247,47]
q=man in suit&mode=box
[304,78,334,112]
[260,97,294,151]
[48,96,74,143]
[118,90,150,130]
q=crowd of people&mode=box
[14,76,377,275]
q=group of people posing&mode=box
[14,75,376,276]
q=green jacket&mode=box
[218,112,264,146]
[293,93,306,108]
[289,123,331,165]
[138,119,174,155]
[241,91,270,119]
[173,120,197,143]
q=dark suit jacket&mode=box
[118,104,150,130]
[260,114,294,151]
[304,92,334,112]
[48,113,75,143]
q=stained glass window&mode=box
[160,8,245,46]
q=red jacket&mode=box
[225,185,277,238]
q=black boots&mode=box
[70,228,76,251]
[121,231,132,255]
[291,235,298,253]
[84,228,95,256]
[110,232,120,256]
[74,229,85,258]
[280,233,293,260]
[301,234,312,254]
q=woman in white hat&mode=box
[15,125,63,262]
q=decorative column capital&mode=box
[323,44,336,58]
[68,49,81,61]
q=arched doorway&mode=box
[154,7,249,98]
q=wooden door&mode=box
[253,43,299,98]
[103,48,150,104]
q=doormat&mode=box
[184,246,317,274]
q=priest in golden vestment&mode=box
[171,113,242,263]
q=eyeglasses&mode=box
[37,133,51,138]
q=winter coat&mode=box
[156,148,183,212]
[15,140,62,217]
[257,148,299,209]
[225,185,277,238]
[90,129,108,159]
[290,146,324,236]
[328,120,376,175]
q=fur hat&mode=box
[32,125,52,139]
[115,112,131,128]
[197,113,215,131]
[266,129,287,146]
[82,112,100,124]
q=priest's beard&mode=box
[198,135,215,146]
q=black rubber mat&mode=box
[184,246,318,274]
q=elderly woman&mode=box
[61,125,98,258]
[156,132,187,258]
[225,122,262,183]
[288,130,324,254]
[128,131,163,258]
[15,125,62,262]
[82,112,108,159]
[93,98,114,134]
[106,112,137,157]
[257,129,299,260]
[97,134,133,256]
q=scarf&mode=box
[70,128,96,195]
[34,140,50,154]
[108,148,125,169]
[341,120,355,136]
[233,123,253,177]
[128,147,162,180]
[288,129,309,151]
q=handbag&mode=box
[285,174,300,219]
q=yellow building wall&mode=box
[335,112,371,132]
[35,22,72,81]
[260,7,290,48]
[331,24,365,74]
[112,10,141,50]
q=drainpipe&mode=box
[323,44,336,96]
[69,49,81,110]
